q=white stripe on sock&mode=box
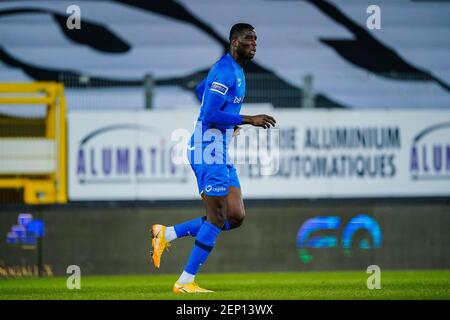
[178,271,195,284]
[164,226,177,242]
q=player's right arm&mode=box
[241,114,276,129]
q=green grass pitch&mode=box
[1,270,449,300]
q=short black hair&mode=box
[229,23,255,42]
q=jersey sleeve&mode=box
[208,67,235,99]
[202,68,242,126]
[202,94,242,126]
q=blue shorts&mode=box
[188,148,240,197]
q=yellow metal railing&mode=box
[0,82,67,204]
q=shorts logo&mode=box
[205,185,226,193]
[210,82,228,95]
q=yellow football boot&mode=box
[173,281,214,294]
[150,224,170,269]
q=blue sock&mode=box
[174,216,231,238]
[184,221,222,275]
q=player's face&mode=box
[236,29,257,60]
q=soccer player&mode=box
[151,23,276,293]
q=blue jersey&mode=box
[188,53,245,196]
[190,53,245,152]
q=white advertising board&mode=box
[68,110,450,200]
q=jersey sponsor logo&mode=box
[233,96,244,104]
[210,82,228,95]
[237,78,242,87]
[205,185,213,192]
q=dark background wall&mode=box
[1,199,449,276]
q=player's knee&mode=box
[207,197,227,228]
[229,206,245,228]
[210,213,226,229]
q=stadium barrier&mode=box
[0,82,67,204]
[1,200,449,276]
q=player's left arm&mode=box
[202,94,242,126]
[202,69,242,126]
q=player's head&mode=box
[229,23,257,61]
